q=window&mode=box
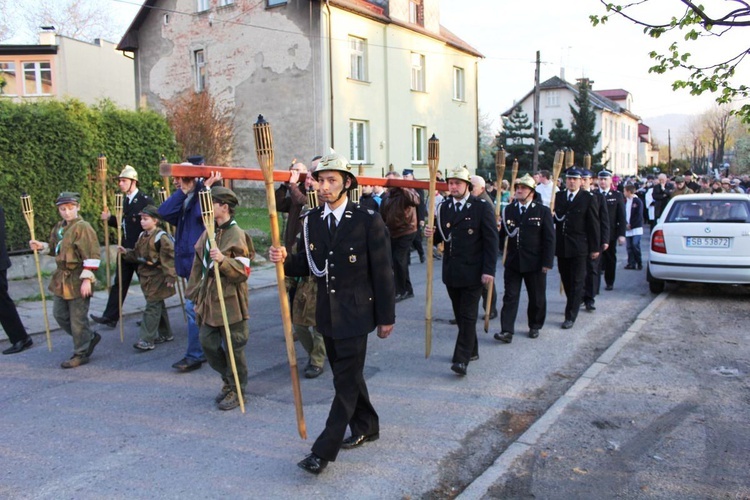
[539,120,544,138]
[0,62,18,95]
[349,36,366,81]
[546,91,559,107]
[349,120,368,164]
[197,0,209,12]
[621,123,626,139]
[163,14,169,25]
[267,0,287,6]
[453,66,464,101]
[409,0,424,26]
[412,126,426,164]
[219,0,234,5]
[411,52,425,92]
[22,62,52,95]
[194,50,206,92]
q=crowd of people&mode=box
[3,153,748,475]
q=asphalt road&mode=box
[2,242,748,499]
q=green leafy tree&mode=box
[498,106,534,173]
[570,79,605,167]
[539,119,573,170]
[590,1,750,124]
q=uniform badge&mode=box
[309,243,315,250]
[468,229,474,235]
[349,254,357,263]
[446,223,451,228]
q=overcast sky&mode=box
[108,0,747,139]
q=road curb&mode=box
[457,290,672,499]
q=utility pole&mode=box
[532,50,541,171]
[668,129,672,174]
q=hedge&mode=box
[0,99,180,251]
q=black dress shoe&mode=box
[585,302,596,312]
[493,331,513,343]
[624,264,635,270]
[470,354,479,361]
[90,314,117,328]
[297,453,328,475]
[172,357,202,372]
[529,328,540,339]
[561,320,575,329]
[2,337,33,355]
[636,264,643,270]
[605,284,614,291]
[341,433,380,449]
[451,362,467,376]
[489,310,498,320]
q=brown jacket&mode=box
[122,229,177,302]
[186,220,253,327]
[381,187,420,238]
[47,217,100,300]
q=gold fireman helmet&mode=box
[447,166,471,183]
[118,165,139,182]
[313,152,358,189]
[514,173,536,190]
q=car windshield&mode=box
[665,199,750,223]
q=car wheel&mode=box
[646,265,665,294]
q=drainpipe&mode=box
[325,0,334,149]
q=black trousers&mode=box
[601,242,618,287]
[312,334,378,462]
[558,255,587,323]
[583,254,602,305]
[500,267,547,334]
[391,233,415,295]
[0,269,29,343]
[447,284,482,364]
[411,230,425,258]
[101,259,138,321]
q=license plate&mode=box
[685,237,730,247]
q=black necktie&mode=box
[520,205,526,215]
[455,201,462,212]
[568,193,574,203]
[327,213,337,237]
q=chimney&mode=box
[560,67,565,81]
[39,26,57,45]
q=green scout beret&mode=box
[56,192,81,205]
[211,186,239,207]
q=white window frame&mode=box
[197,0,209,12]
[0,61,17,95]
[349,120,368,164]
[22,61,52,96]
[411,52,425,92]
[412,126,426,164]
[267,0,287,6]
[409,0,424,26]
[546,91,559,107]
[349,36,366,81]
[219,0,234,6]
[453,66,465,101]
[194,49,206,92]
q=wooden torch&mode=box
[424,134,439,358]
[114,193,124,343]
[253,115,307,439]
[98,155,111,292]
[21,194,52,351]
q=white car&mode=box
[647,193,750,293]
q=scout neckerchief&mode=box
[202,219,237,278]
[55,218,81,255]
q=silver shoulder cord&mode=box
[436,200,452,242]
[502,203,520,239]
[303,215,329,288]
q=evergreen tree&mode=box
[570,79,605,168]
[539,119,573,170]
[498,106,534,173]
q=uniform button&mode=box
[330,264,335,268]
[331,289,336,293]
[331,276,336,280]
[329,251,333,255]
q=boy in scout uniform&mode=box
[30,192,101,368]
[186,187,254,411]
[119,205,176,351]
